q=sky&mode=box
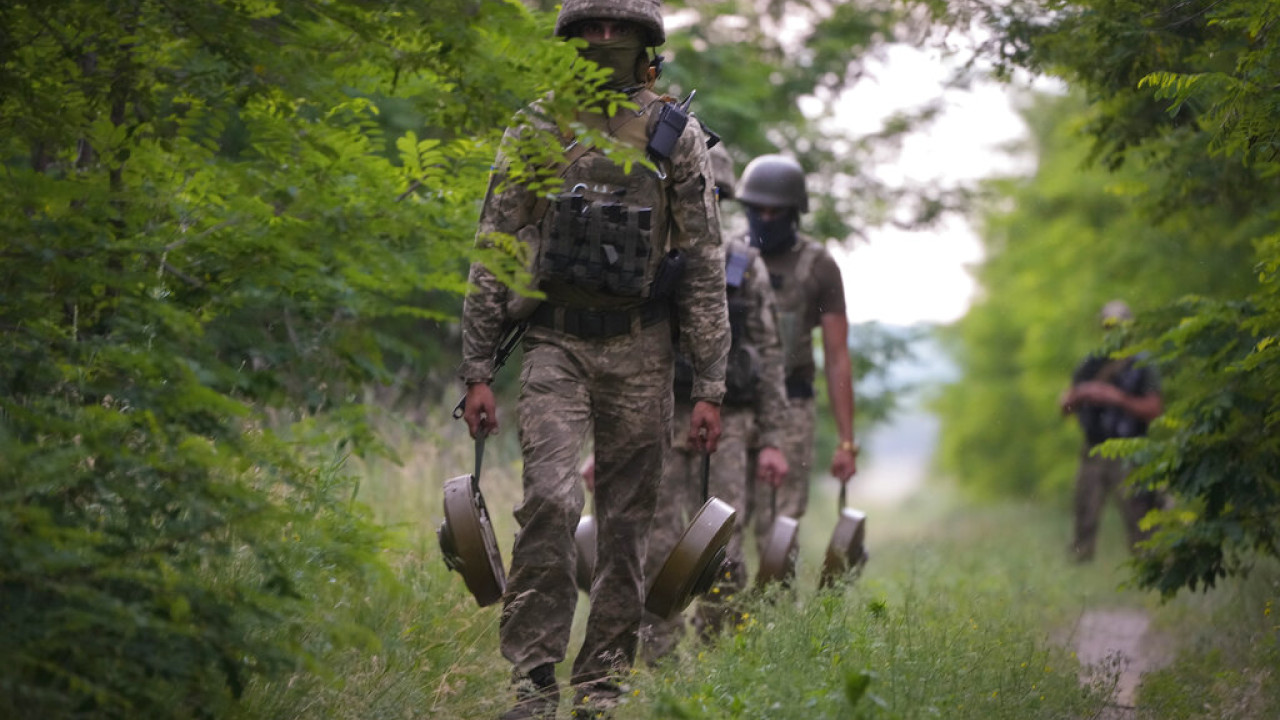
[824,43,1036,326]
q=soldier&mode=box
[1059,300,1164,562]
[736,154,859,556]
[458,1,729,718]
[639,144,789,662]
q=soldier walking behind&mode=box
[736,154,859,556]
[458,1,729,717]
[640,144,790,661]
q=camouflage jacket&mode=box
[726,239,788,450]
[460,92,729,403]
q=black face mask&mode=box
[746,208,798,255]
[577,36,646,92]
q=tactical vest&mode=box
[674,242,761,406]
[766,238,822,385]
[535,90,672,301]
[1074,355,1154,447]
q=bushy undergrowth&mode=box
[230,415,1279,720]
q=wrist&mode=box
[837,438,860,455]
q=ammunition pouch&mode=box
[541,191,655,297]
[723,344,760,406]
[785,376,814,400]
[649,249,685,300]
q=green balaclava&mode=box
[577,35,647,92]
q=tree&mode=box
[0,1,594,715]
[926,0,1280,596]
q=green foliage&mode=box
[0,0,608,716]
[612,498,1124,720]
[934,90,1253,499]
[661,0,946,241]
[926,0,1280,596]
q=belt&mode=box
[785,376,814,399]
[529,301,668,340]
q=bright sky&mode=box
[823,44,1035,326]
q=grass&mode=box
[231,409,1280,720]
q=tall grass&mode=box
[232,409,1279,720]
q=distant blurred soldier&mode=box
[458,0,729,717]
[640,143,789,662]
[736,154,858,555]
[1059,300,1164,562]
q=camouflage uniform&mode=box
[459,6,729,709]
[1067,352,1163,561]
[641,238,787,661]
[744,234,846,554]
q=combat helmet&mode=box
[555,0,666,47]
[709,143,736,200]
[737,154,808,213]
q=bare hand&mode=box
[755,446,788,488]
[687,400,722,453]
[462,383,499,438]
[831,446,857,483]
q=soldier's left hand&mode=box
[688,400,722,453]
[831,446,857,483]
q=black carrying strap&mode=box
[701,451,711,503]
[771,484,777,525]
[470,431,488,495]
[838,481,846,516]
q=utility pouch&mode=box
[649,248,685,300]
[646,102,688,162]
[723,344,760,406]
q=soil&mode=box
[1072,607,1173,718]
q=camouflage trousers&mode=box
[640,404,753,662]
[500,320,674,696]
[1071,447,1159,562]
[745,396,815,557]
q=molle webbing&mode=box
[536,89,672,299]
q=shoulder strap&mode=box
[528,91,668,224]
[795,239,821,286]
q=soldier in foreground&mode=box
[736,155,859,554]
[640,144,790,661]
[458,1,729,717]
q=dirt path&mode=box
[1073,608,1172,717]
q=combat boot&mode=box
[570,684,619,720]
[499,663,559,720]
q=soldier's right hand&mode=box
[755,446,788,488]
[463,382,499,438]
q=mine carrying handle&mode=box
[838,480,847,516]
[701,450,711,504]
[473,431,486,490]
[452,322,529,420]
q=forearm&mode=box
[671,124,728,403]
[821,313,855,443]
[459,263,508,384]
[825,347,855,443]
[677,262,729,403]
